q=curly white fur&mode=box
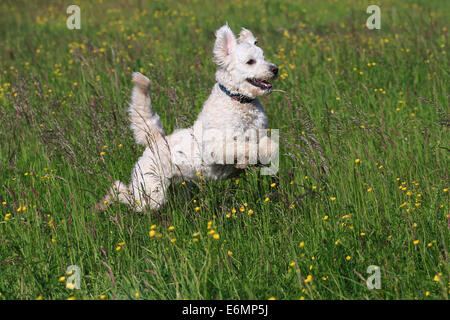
[96,25,279,212]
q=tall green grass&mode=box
[0,0,448,299]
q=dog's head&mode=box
[213,25,278,99]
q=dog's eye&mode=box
[246,59,256,65]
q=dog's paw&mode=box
[235,163,249,169]
[235,149,251,169]
[259,136,279,162]
[132,72,150,89]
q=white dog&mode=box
[97,25,279,212]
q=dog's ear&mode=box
[238,28,257,45]
[213,25,237,66]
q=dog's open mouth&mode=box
[247,78,273,90]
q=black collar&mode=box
[218,83,255,104]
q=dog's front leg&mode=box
[258,135,279,165]
[234,136,278,168]
[201,132,278,168]
[220,136,278,168]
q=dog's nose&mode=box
[270,65,278,76]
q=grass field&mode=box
[0,0,449,300]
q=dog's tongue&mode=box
[255,79,272,88]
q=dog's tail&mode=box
[129,72,166,146]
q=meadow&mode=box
[0,0,448,300]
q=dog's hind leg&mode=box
[129,166,171,212]
[95,177,169,212]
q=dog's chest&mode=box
[235,101,267,129]
[213,100,268,132]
